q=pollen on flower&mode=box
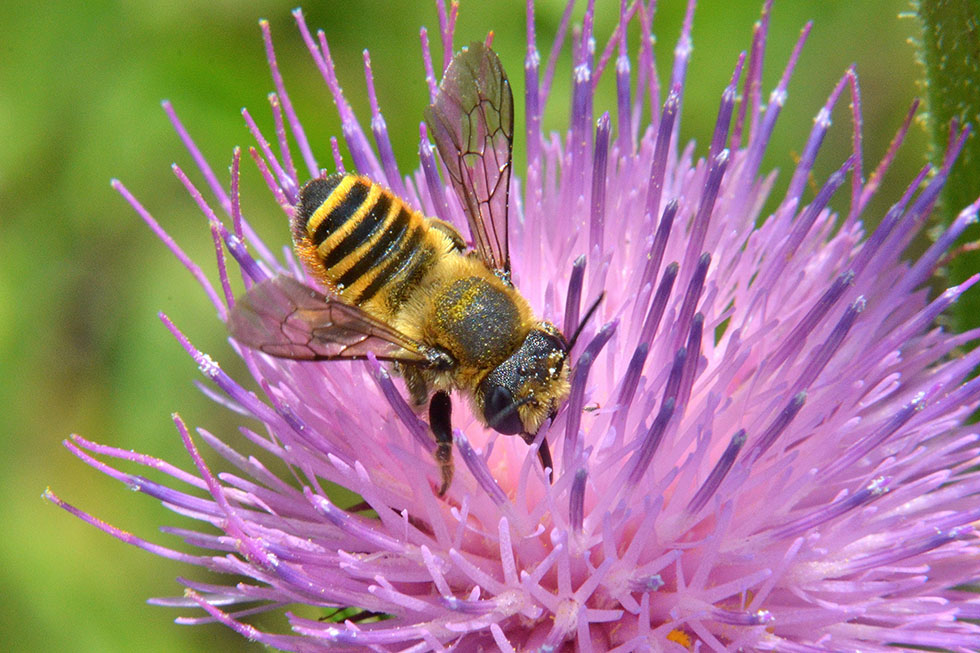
[867,475,888,495]
[815,106,832,127]
[195,353,220,378]
[48,0,980,651]
[629,574,666,593]
[666,628,694,649]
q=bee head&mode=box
[478,324,571,436]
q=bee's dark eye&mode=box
[484,386,523,435]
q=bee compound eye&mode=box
[484,385,524,435]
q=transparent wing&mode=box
[228,275,451,367]
[424,41,514,276]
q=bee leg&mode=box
[428,218,467,253]
[521,432,554,483]
[428,390,454,496]
[400,365,430,406]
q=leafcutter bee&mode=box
[229,42,598,494]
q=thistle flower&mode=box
[47,1,980,651]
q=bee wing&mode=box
[228,275,445,366]
[424,41,513,276]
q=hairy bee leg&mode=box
[522,432,554,483]
[398,364,430,406]
[428,218,467,253]
[428,390,454,496]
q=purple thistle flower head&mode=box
[47,1,980,650]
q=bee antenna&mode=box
[567,293,605,351]
[516,394,535,409]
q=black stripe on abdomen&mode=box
[295,175,343,228]
[294,175,344,237]
[335,207,411,292]
[322,193,392,269]
[355,224,431,305]
[302,177,370,247]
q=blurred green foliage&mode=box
[2,0,929,650]
[915,0,980,334]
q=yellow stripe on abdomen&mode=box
[293,174,439,311]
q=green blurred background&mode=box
[2,1,927,650]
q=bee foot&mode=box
[522,432,554,483]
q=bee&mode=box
[229,42,598,495]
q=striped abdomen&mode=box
[292,174,440,314]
